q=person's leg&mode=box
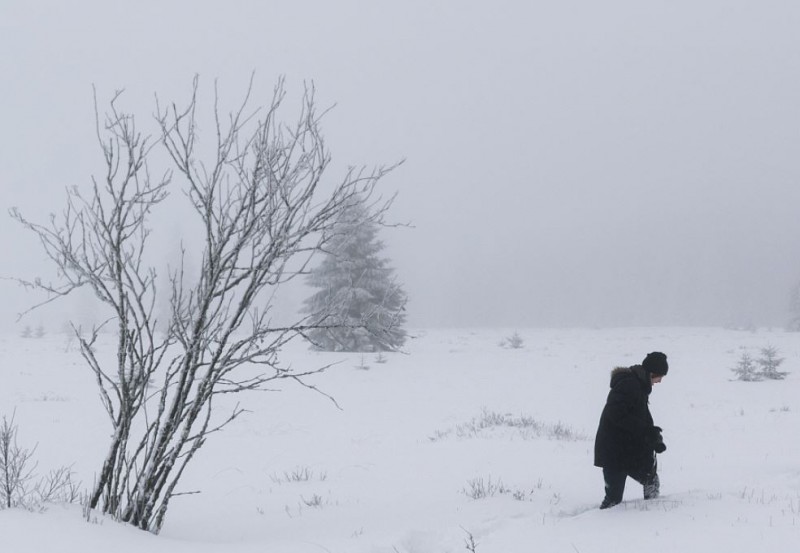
[643,470,660,500]
[630,455,659,500]
[600,467,627,508]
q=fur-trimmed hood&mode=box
[610,366,630,382]
[609,364,651,394]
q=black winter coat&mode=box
[594,365,656,470]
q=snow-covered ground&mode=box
[1,327,799,552]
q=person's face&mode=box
[651,374,664,385]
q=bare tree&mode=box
[11,76,398,532]
[0,413,37,509]
[0,413,81,510]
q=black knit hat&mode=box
[642,352,668,376]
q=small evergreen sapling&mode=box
[500,331,525,349]
[732,351,760,381]
[731,346,790,381]
[757,346,788,380]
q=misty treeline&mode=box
[787,282,800,332]
[10,76,404,532]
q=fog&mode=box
[3,1,800,332]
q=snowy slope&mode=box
[1,327,798,552]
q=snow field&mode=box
[1,327,799,552]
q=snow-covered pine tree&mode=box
[303,197,407,352]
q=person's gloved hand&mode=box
[646,426,667,453]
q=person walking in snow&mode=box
[594,351,668,509]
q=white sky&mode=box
[3,1,800,330]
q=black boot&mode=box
[600,497,620,509]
